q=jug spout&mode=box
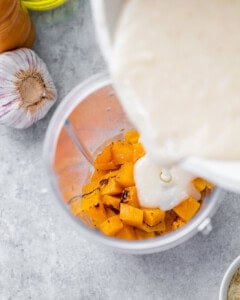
[180,157,240,194]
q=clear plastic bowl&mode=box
[44,73,222,254]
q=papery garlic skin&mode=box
[0,48,57,128]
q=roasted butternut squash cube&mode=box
[132,143,145,162]
[192,177,207,192]
[102,195,121,210]
[94,161,118,171]
[137,221,166,233]
[135,229,155,239]
[80,189,101,210]
[106,207,117,218]
[99,170,119,182]
[82,180,99,194]
[100,177,122,196]
[91,169,108,181]
[95,144,112,164]
[70,199,82,216]
[86,205,107,227]
[125,130,139,144]
[173,196,200,222]
[112,141,133,165]
[71,192,107,227]
[165,210,178,233]
[121,186,140,208]
[120,203,143,226]
[94,144,118,170]
[116,224,137,240]
[116,162,135,187]
[172,218,186,230]
[99,216,123,236]
[143,208,166,226]
[78,211,96,228]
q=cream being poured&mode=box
[111,0,240,209]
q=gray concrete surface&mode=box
[0,1,240,299]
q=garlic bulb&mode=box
[0,48,57,128]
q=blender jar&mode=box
[44,73,222,254]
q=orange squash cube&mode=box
[192,178,207,192]
[71,192,107,227]
[112,141,133,165]
[121,186,140,208]
[85,206,107,227]
[70,199,82,216]
[102,195,121,210]
[99,170,119,182]
[82,180,99,195]
[135,229,155,239]
[132,143,145,162]
[165,210,178,232]
[137,221,166,233]
[143,208,166,226]
[116,162,135,187]
[100,177,122,196]
[120,203,143,227]
[95,144,112,164]
[99,216,123,236]
[172,218,186,230]
[125,130,139,144]
[80,189,101,210]
[173,196,200,222]
[116,224,137,240]
[94,161,118,171]
[91,169,108,181]
[105,207,117,218]
[94,144,118,170]
[78,211,96,228]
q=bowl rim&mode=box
[219,255,240,300]
[43,72,221,254]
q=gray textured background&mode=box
[0,1,240,299]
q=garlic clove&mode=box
[0,48,57,128]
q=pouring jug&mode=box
[90,0,240,194]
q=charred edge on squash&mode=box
[104,205,119,214]
[99,178,109,186]
[121,190,129,203]
[82,188,100,198]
